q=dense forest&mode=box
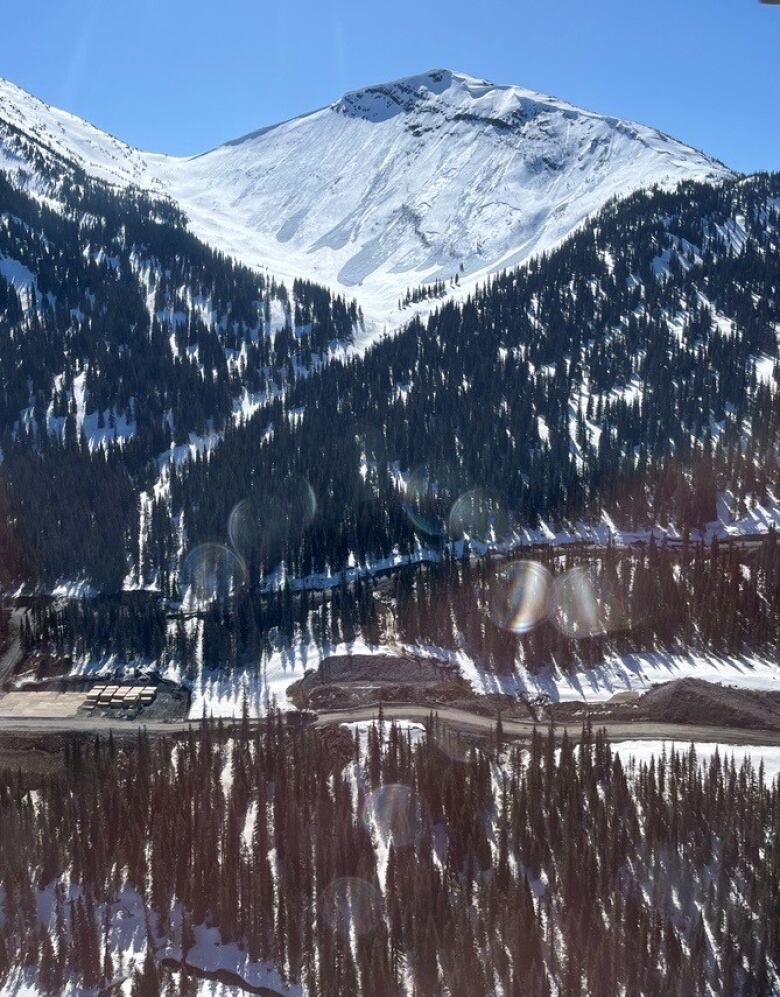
[0,719,778,995]
[1,167,779,593]
[22,534,780,689]
[3,69,780,997]
[154,173,780,593]
[0,166,359,587]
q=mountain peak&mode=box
[332,68,534,121]
[0,70,733,333]
[340,68,487,99]
[330,68,597,129]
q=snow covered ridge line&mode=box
[0,69,733,333]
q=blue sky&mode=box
[2,0,778,172]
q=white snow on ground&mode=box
[0,253,36,296]
[185,625,780,719]
[5,885,299,996]
[134,489,780,608]
[157,428,223,473]
[0,77,158,190]
[229,490,780,601]
[71,370,87,427]
[521,491,780,548]
[185,637,396,718]
[612,741,780,785]
[756,352,778,384]
[160,923,302,996]
[186,649,303,719]
[80,405,136,449]
[22,899,297,996]
[459,649,780,703]
[48,579,98,599]
[0,70,731,334]
[341,719,426,753]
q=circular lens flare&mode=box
[179,543,247,610]
[489,560,552,634]
[361,784,415,848]
[402,463,464,539]
[320,877,381,937]
[228,498,265,559]
[449,488,513,544]
[228,475,316,565]
[428,722,473,763]
[284,474,317,533]
[553,564,630,639]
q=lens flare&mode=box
[488,560,553,634]
[285,474,317,532]
[179,543,247,610]
[429,723,473,763]
[402,463,464,539]
[361,784,415,847]
[228,475,316,564]
[227,498,265,559]
[553,564,630,639]
[320,877,381,937]
[448,488,513,544]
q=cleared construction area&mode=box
[0,685,158,719]
[0,691,89,719]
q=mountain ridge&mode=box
[0,69,734,334]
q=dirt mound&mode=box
[299,681,469,711]
[318,654,462,685]
[641,679,780,730]
[287,654,471,710]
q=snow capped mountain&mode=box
[0,69,733,332]
[0,76,156,189]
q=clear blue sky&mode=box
[2,0,778,172]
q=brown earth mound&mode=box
[318,654,463,684]
[287,654,471,710]
[551,679,780,732]
[640,678,780,730]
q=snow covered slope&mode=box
[0,75,157,189]
[0,69,733,332]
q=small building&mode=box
[110,686,132,706]
[99,686,119,704]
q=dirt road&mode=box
[2,702,780,748]
[313,704,780,747]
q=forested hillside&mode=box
[0,721,778,996]
[157,173,780,591]
[1,165,779,609]
[2,48,778,997]
[23,535,780,690]
[0,167,359,587]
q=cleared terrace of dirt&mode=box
[0,691,86,718]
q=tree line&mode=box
[147,173,780,594]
